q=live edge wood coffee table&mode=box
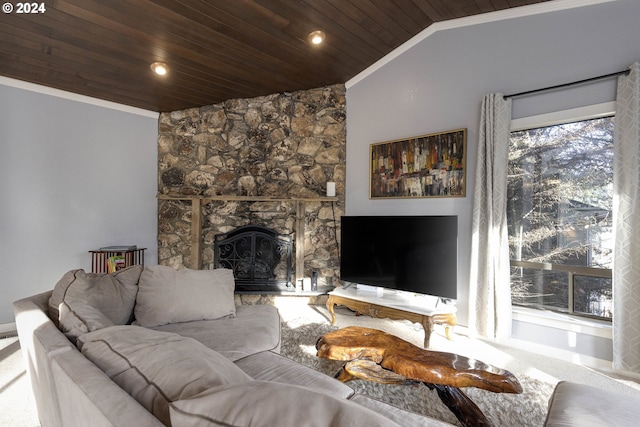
[316,326,523,427]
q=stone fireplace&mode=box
[156,84,345,293]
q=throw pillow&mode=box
[169,381,402,427]
[48,266,142,339]
[77,325,252,427]
[134,265,236,328]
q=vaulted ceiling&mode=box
[0,0,549,112]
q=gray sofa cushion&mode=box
[544,380,640,427]
[350,394,454,427]
[134,266,236,327]
[77,325,252,426]
[151,304,281,361]
[48,266,142,338]
[169,381,402,427]
[234,350,355,399]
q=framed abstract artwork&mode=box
[370,128,466,199]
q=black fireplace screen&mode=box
[214,225,293,290]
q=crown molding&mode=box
[346,0,617,89]
[0,76,159,119]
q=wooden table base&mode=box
[327,292,457,348]
[316,326,522,427]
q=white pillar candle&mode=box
[326,182,336,197]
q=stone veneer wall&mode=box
[157,84,345,289]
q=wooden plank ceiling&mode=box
[0,0,548,112]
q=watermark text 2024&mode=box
[3,3,47,14]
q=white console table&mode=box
[326,286,457,348]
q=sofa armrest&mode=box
[13,291,75,427]
[51,351,164,427]
[544,380,640,427]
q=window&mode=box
[507,108,614,320]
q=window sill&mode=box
[512,306,612,339]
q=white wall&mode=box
[345,0,640,359]
[0,79,159,325]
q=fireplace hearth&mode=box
[214,225,293,293]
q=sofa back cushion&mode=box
[48,266,142,340]
[134,266,236,328]
[77,325,252,426]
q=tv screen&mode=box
[340,215,457,299]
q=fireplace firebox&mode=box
[213,225,293,292]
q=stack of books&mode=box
[107,256,126,273]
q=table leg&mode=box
[420,316,434,348]
[428,384,492,427]
[423,313,457,347]
[445,325,452,341]
[326,295,337,325]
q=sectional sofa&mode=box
[13,264,452,427]
[14,264,640,427]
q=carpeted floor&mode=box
[0,332,40,427]
[275,299,640,427]
[280,317,554,426]
[3,300,640,426]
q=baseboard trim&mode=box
[0,322,17,337]
[504,336,613,371]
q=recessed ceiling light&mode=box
[150,62,169,76]
[308,30,326,45]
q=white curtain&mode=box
[613,62,640,372]
[469,93,513,340]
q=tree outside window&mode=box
[507,116,614,320]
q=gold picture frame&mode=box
[370,128,466,199]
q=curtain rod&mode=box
[503,69,630,100]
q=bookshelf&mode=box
[89,246,147,273]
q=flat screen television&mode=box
[340,215,457,299]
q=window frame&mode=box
[509,101,616,321]
[510,102,615,132]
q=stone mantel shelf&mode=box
[157,194,339,202]
[157,193,339,281]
